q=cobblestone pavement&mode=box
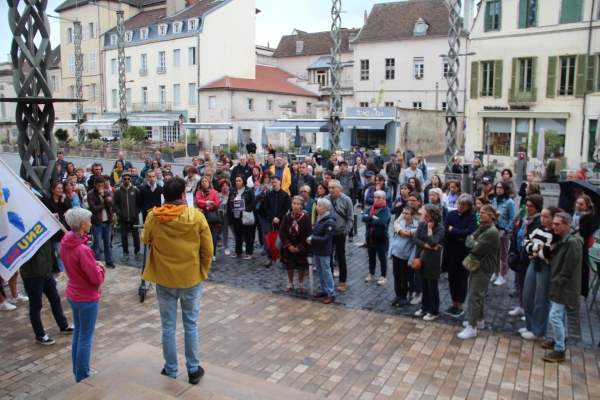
[2,267,600,399]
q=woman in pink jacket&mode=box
[195,176,221,261]
[61,208,105,383]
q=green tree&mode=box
[124,126,147,142]
[528,130,565,160]
[87,130,101,140]
[54,129,68,142]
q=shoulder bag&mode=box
[462,252,489,272]
[411,249,424,270]
[205,206,223,225]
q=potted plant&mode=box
[275,145,285,154]
[159,147,174,162]
[321,149,332,161]
[91,139,104,157]
[378,144,391,162]
[228,141,239,159]
[484,161,497,180]
[68,139,79,156]
[181,133,200,156]
[173,143,186,158]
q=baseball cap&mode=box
[482,176,493,184]
[390,153,396,157]
[365,171,376,177]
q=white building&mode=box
[465,0,599,168]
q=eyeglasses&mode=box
[402,212,412,215]
[122,177,131,181]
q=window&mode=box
[267,99,272,111]
[384,102,394,107]
[173,22,182,33]
[82,53,87,72]
[173,49,180,67]
[518,58,533,92]
[484,118,511,156]
[126,88,131,108]
[112,89,117,108]
[110,35,117,45]
[558,56,576,96]
[140,28,148,39]
[142,87,148,104]
[111,58,117,74]
[443,60,454,79]
[561,0,582,24]
[67,85,74,99]
[359,102,369,107]
[306,103,312,113]
[65,28,73,44]
[189,83,196,105]
[316,70,327,87]
[535,118,566,157]
[514,118,529,156]
[413,102,422,110]
[360,60,369,81]
[188,19,197,31]
[82,24,89,40]
[173,84,180,105]
[90,52,96,71]
[158,24,167,36]
[51,76,58,93]
[158,51,166,73]
[247,98,254,111]
[414,19,429,36]
[144,126,153,139]
[413,57,424,79]
[159,86,166,104]
[68,56,74,74]
[126,56,131,73]
[161,124,180,142]
[125,31,133,42]
[481,61,495,97]
[189,47,197,65]
[485,0,501,31]
[89,22,97,39]
[209,96,217,109]
[519,0,537,28]
[385,58,395,80]
[88,84,96,102]
[141,54,147,72]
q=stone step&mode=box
[49,342,319,400]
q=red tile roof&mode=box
[200,66,319,98]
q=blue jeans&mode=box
[210,227,219,256]
[421,278,439,315]
[67,299,99,383]
[549,302,568,351]
[52,242,65,272]
[368,238,388,277]
[156,283,203,377]
[314,255,335,297]
[412,271,423,295]
[91,222,112,264]
[522,260,551,337]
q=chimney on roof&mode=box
[349,28,357,49]
[296,33,304,54]
[364,10,367,26]
[167,0,185,17]
[185,0,196,6]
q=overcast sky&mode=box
[0,0,473,62]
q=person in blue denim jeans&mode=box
[141,178,213,384]
[543,212,582,363]
[87,176,115,269]
[307,198,336,304]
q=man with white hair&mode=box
[325,179,354,292]
[115,151,133,171]
[270,155,291,195]
[400,158,424,186]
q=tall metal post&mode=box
[443,0,462,174]
[404,122,409,159]
[329,0,342,151]
[117,10,127,137]
[74,21,84,142]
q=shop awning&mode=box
[182,123,233,130]
[341,119,394,130]
[80,119,118,130]
[53,120,77,129]
[267,120,328,133]
[128,119,171,127]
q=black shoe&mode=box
[389,296,400,307]
[188,366,204,384]
[35,335,55,346]
[60,325,75,334]
[541,340,556,350]
[449,308,465,318]
[444,306,457,316]
[542,350,566,363]
[161,368,175,378]
[106,262,116,269]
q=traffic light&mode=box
[518,152,525,160]
[516,152,527,187]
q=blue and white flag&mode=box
[0,158,63,281]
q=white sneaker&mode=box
[414,309,426,317]
[493,275,506,286]
[8,293,28,303]
[224,248,230,256]
[490,273,497,283]
[0,301,17,311]
[377,276,387,286]
[457,326,478,339]
[521,316,526,322]
[521,331,544,341]
[463,320,485,330]
[518,327,529,334]
[410,296,421,305]
[365,274,374,283]
[508,306,524,316]
[423,313,438,321]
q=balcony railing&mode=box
[131,102,172,112]
[156,66,166,74]
[139,68,148,76]
[508,88,537,104]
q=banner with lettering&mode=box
[0,158,63,282]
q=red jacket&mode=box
[576,169,588,181]
[61,231,105,302]
[195,188,221,227]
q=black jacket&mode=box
[86,174,102,192]
[264,189,290,223]
[227,186,256,220]
[138,183,162,220]
[43,196,72,242]
[19,241,54,279]
[230,164,253,185]
[113,184,140,221]
[297,173,317,198]
[246,142,257,154]
[310,213,336,256]
[87,189,113,226]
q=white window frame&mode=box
[112,89,117,108]
[111,58,117,74]
[385,58,395,80]
[68,55,74,74]
[267,99,272,111]
[173,49,180,67]
[110,35,117,45]
[142,87,148,104]
[443,60,454,79]
[51,75,59,93]
[189,47,197,65]
[413,102,422,110]
[173,21,182,33]
[188,18,198,31]
[126,56,131,73]
[209,96,217,109]
[306,102,312,113]
[159,51,166,68]
[124,31,133,42]
[158,24,167,36]
[126,88,132,108]
[141,54,148,71]
[247,98,254,111]
[384,102,394,107]
[159,85,166,104]
[413,57,424,79]
[173,84,180,105]
[359,102,369,107]
[65,28,73,44]
[90,22,97,39]
[90,52,96,71]
[82,53,87,72]
[140,28,148,39]
[189,83,197,105]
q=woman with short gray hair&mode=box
[307,198,336,304]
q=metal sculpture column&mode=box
[117,10,127,137]
[74,21,84,142]
[443,0,461,174]
[329,0,342,152]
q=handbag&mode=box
[462,253,489,272]
[411,249,424,270]
[242,211,255,225]
[205,208,223,225]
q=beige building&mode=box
[465,0,599,168]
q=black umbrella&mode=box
[294,125,302,150]
[558,180,600,215]
[351,126,359,147]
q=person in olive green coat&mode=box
[458,204,500,340]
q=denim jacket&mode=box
[493,196,517,233]
[389,218,419,264]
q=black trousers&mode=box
[119,217,140,255]
[330,233,347,283]
[392,256,414,299]
[233,218,254,256]
[388,179,399,202]
[448,271,469,304]
[22,274,68,338]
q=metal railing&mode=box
[131,102,171,112]
[156,66,166,74]
[139,68,147,76]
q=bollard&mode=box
[462,163,472,195]
[353,214,358,236]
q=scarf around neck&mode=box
[473,222,494,239]
[289,212,304,235]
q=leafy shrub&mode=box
[91,139,104,150]
[124,126,147,142]
[87,130,101,140]
[68,139,79,149]
[379,144,391,155]
[275,145,285,153]
[288,142,296,151]
[173,143,185,152]
[54,129,68,142]
[528,130,564,160]
[158,147,172,155]
[321,149,332,160]
[121,137,136,151]
[229,142,239,153]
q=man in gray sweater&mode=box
[325,179,354,293]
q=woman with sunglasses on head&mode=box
[491,181,517,286]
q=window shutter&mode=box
[509,57,517,102]
[586,55,597,93]
[92,23,97,38]
[546,56,557,98]
[531,57,537,101]
[575,54,587,98]
[65,29,70,43]
[518,0,527,28]
[494,59,503,98]
[470,61,479,99]
[497,2,502,30]
[561,0,583,24]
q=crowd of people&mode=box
[1,144,597,380]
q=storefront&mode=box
[266,120,326,149]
